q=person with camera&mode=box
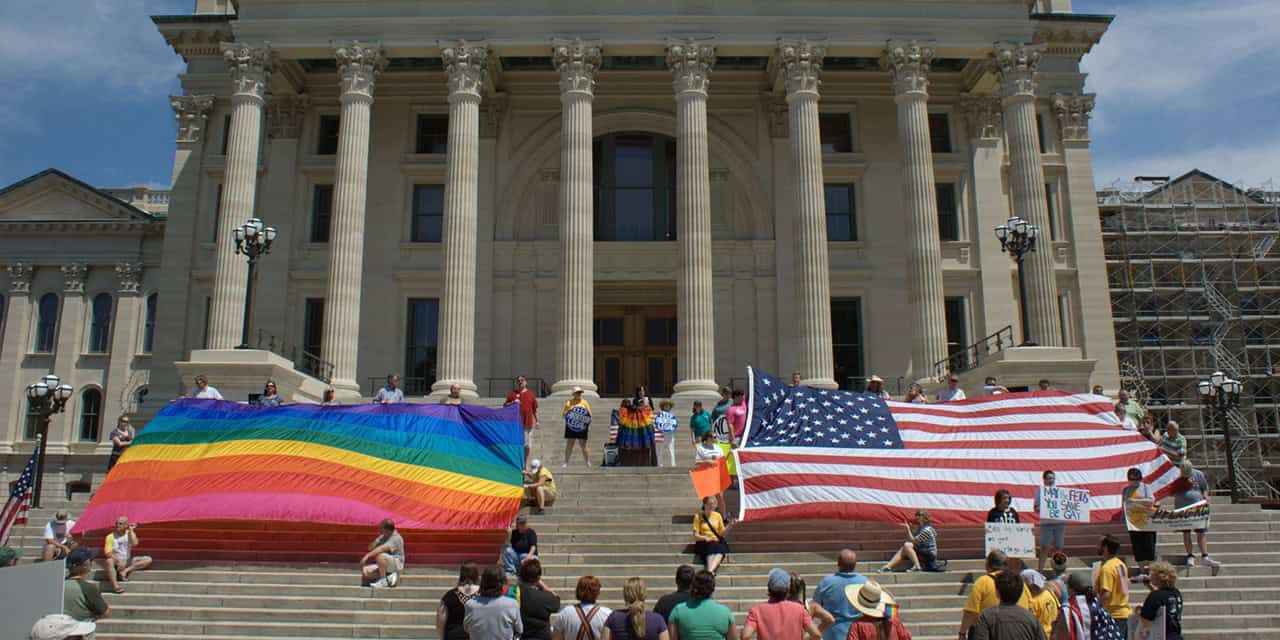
[102,516,152,594]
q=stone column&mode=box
[0,264,35,449]
[431,41,489,400]
[667,38,719,401]
[256,94,308,351]
[51,264,88,449]
[208,43,272,350]
[990,43,1061,346]
[772,39,837,389]
[961,94,1018,339]
[551,39,602,396]
[106,263,145,435]
[882,41,949,380]
[321,42,386,395]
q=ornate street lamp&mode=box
[1199,371,1243,502]
[232,218,277,349]
[25,373,73,508]
[994,215,1040,346]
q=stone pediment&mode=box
[0,169,155,224]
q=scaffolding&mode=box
[1099,170,1280,499]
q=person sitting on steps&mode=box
[524,459,557,514]
[361,519,405,589]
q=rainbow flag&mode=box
[74,399,524,533]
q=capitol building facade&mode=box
[1,0,1121,459]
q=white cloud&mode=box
[1092,131,1280,188]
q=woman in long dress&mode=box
[617,398,656,466]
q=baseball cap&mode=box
[767,567,790,591]
[29,614,95,640]
[530,459,542,471]
[53,512,70,524]
[1020,569,1046,589]
[65,547,97,570]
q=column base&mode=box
[800,377,839,390]
[671,379,722,403]
[550,379,599,400]
[329,378,362,400]
[428,379,479,401]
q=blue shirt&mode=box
[814,571,866,640]
[375,386,404,403]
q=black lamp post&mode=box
[232,217,277,349]
[25,373,73,508]
[1199,371,1243,503]
[994,215,1040,346]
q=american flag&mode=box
[0,443,40,546]
[735,368,1178,525]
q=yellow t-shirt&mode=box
[963,571,1032,614]
[562,399,591,416]
[1095,557,1131,619]
[535,467,556,493]
[1028,588,1059,637]
[692,510,725,540]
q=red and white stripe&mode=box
[0,487,32,547]
[736,381,1178,525]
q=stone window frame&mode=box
[822,162,868,245]
[818,101,861,155]
[926,108,955,155]
[405,104,450,157]
[32,291,61,355]
[77,385,104,442]
[140,291,158,355]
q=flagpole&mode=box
[32,432,46,509]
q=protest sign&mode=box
[1125,499,1211,532]
[985,522,1036,558]
[690,458,732,499]
[564,405,591,433]
[1039,485,1091,523]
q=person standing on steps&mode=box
[562,387,593,467]
[1170,459,1220,574]
[436,561,480,640]
[690,402,711,458]
[988,489,1020,524]
[655,400,680,467]
[1020,570,1058,639]
[958,551,1031,640]
[107,415,135,471]
[440,383,463,405]
[693,431,727,517]
[726,390,748,446]
[1033,471,1067,574]
[191,374,222,399]
[506,375,540,467]
[602,577,669,640]
[969,570,1046,640]
[710,387,732,437]
[374,374,404,404]
[618,394,657,467]
[743,568,820,640]
[1122,467,1157,577]
[466,565,523,639]
[845,580,911,640]
[553,576,612,640]
[513,558,562,640]
[790,371,803,387]
[692,496,729,575]
[1138,561,1183,640]
[668,570,738,640]
[936,376,966,402]
[360,519,404,589]
[810,549,867,640]
[1094,534,1132,632]
[258,380,282,406]
[656,565,697,622]
[865,375,891,400]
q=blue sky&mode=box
[1,0,1276,190]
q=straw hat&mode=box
[846,580,895,618]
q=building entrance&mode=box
[593,304,678,397]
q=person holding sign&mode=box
[1122,467,1158,575]
[987,489,1021,524]
[562,388,592,468]
[1033,471,1067,573]
[655,400,680,467]
[1170,460,1220,574]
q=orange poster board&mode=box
[690,458,732,499]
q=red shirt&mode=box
[505,388,538,428]
[846,618,912,640]
[745,600,813,640]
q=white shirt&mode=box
[43,519,74,543]
[193,386,223,400]
[375,386,404,403]
[936,387,967,402]
[553,603,612,640]
[695,443,723,463]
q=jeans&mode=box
[501,546,534,575]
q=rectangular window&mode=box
[404,298,440,396]
[928,113,953,153]
[78,390,101,442]
[202,296,211,349]
[1058,295,1073,346]
[211,184,223,242]
[1045,182,1059,241]
[415,114,449,154]
[1036,114,1047,154]
[411,185,445,242]
[831,298,865,391]
[944,297,968,371]
[142,293,157,353]
[24,407,40,440]
[593,318,624,346]
[311,185,334,243]
[303,298,325,358]
[316,115,340,155]
[220,114,232,155]
[644,318,677,346]
[819,113,853,153]
[936,183,959,241]
[824,184,857,241]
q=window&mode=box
[404,299,440,396]
[316,115,340,155]
[944,297,968,371]
[819,113,853,153]
[928,113,952,153]
[411,185,445,242]
[824,184,857,241]
[211,184,223,242]
[593,318,624,346]
[831,298,865,391]
[1036,114,1047,154]
[311,185,333,243]
[1044,182,1058,241]
[303,298,325,358]
[415,114,449,154]
[142,293,157,353]
[936,183,959,241]
[220,114,232,155]
[34,293,59,353]
[1058,295,1074,346]
[24,406,40,440]
[78,389,102,442]
[644,318,677,346]
[202,296,211,349]
[88,293,114,353]
[593,133,677,241]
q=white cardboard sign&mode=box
[985,522,1036,558]
[1040,485,1091,523]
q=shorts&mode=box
[1040,523,1067,548]
[371,553,404,573]
[917,549,947,572]
[523,427,533,446]
[46,544,69,559]
[564,427,589,440]
[694,540,727,560]
[1129,531,1157,563]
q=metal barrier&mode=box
[933,325,1015,378]
[485,377,551,398]
[253,330,335,384]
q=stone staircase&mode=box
[3,396,1278,639]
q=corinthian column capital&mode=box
[115,262,144,294]
[667,38,716,97]
[1052,92,1096,143]
[334,41,387,99]
[221,42,274,101]
[170,94,215,143]
[7,262,34,294]
[989,42,1044,98]
[880,40,934,97]
[960,94,1004,140]
[441,41,490,101]
[61,263,88,294]
[771,38,826,99]
[553,38,603,97]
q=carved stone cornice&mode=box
[771,39,826,99]
[553,38,602,97]
[989,42,1043,99]
[441,41,489,101]
[61,263,88,294]
[266,94,309,139]
[334,41,387,100]
[880,40,934,98]
[480,94,508,138]
[170,94,215,143]
[667,38,716,97]
[1052,92,1096,143]
[7,262,34,294]
[221,42,274,101]
[960,94,1004,140]
[115,262,144,294]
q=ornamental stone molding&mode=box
[880,40,934,97]
[170,94,215,143]
[115,262,144,294]
[61,263,88,293]
[960,94,1004,140]
[771,38,826,98]
[221,42,274,101]
[667,38,716,96]
[334,41,387,99]
[1052,93,1096,143]
[441,41,489,101]
[266,94,309,139]
[552,38,602,96]
[989,42,1043,98]
[7,262,34,293]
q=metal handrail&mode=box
[485,377,551,398]
[933,325,1015,378]
[367,377,433,396]
[254,330,334,383]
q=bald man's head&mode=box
[837,549,858,572]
